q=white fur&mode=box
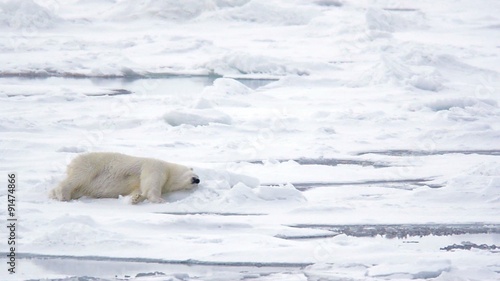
[49,152,199,204]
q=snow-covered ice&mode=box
[0,0,499,280]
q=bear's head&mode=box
[166,164,200,192]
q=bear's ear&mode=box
[190,167,193,171]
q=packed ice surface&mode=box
[0,0,499,280]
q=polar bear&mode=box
[49,152,199,204]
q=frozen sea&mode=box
[0,0,499,280]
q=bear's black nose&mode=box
[191,177,200,184]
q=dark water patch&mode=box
[441,241,499,251]
[155,212,267,216]
[357,149,500,156]
[314,0,343,7]
[86,89,133,97]
[27,277,105,281]
[484,24,500,29]
[293,157,390,168]
[247,157,391,168]
[0,70,221,80]
[135,271,167,277]
[8,254,310,281]
[275,233,339,240]
[108,89,132,96]
[11,253,313,268]
[329,60,354,64]
[0,73,277,93]
[290,178,442,191]
[233,77,277,89]
[288,224,500,239]
[383,8,420,12]
[6,93,43,97]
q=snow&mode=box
[1,0,500,280]
[163,108,233,126]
